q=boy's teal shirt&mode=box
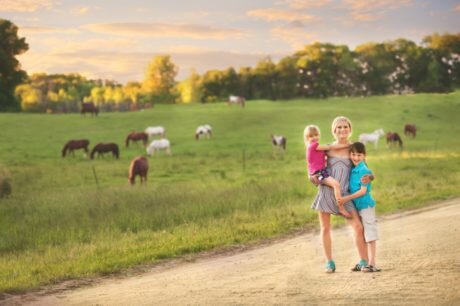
[349,160,376,211]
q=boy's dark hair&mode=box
[350,142,366,154]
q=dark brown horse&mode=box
[125,132,148,147]
[62,139,90,157]
[90,143,119,159]
[81,102,99,116]
[404,124,417,138]
[128,156,149,185]
[386,132,403,148]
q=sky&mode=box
[1,0,460,84]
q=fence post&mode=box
[92,165,99,186]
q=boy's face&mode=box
[350,151,365,166]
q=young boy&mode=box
[339,142,381,272]
[304,124,351,218]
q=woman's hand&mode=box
[361,174,375,184]
[309,174,321,186]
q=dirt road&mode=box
[5,198,460,305]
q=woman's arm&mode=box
[316,143,350,151]
[361,173,375,184]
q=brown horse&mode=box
[90,143,119,159]
[386,132,403,148]
[62,139,90,157]
[126,132,148,147]
[81,102,99,116]
[128,156,149,185]
[404,124,417,138]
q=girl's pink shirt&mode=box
[306,141,326,174]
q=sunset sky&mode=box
[2,0,459,84]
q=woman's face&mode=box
[334,120,351,139]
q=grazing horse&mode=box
[228,95,245,108]
[90,143,119,159]
[145,126,166,138]
[62,139,90,157]
[125,131,148,147]
[404,124,417,138]
[195,125,212,140]
[358,128,385,149]
[128,156,149,185]
[146,139,171,156]
[386,132,403,148]
[271,134,287,151]
[81,102,99,116]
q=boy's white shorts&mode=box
[359,207,378,242]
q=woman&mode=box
[310,116,369,273]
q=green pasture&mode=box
[0,92,460,293]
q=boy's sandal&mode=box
[350,260,368,272]
[325,260,336,273]
[361,265,381,273]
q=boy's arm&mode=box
[339,185,367,205]
[316,143,350,151]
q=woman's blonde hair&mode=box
[331,116,352,139]
[303,124,320,146]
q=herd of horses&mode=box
[358,124,417,149]
[72,102,416,185]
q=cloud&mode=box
[247,8,318,23]
[456,4,460,12]
[19,26,80,34]
[0,0,55,12]
[271,26,317,51]
[70,6,90,16]
[81,23,248,40]
[279,0,332,9]
[343,0,413,21]
[18,47,286,83]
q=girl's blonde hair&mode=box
[331,116,352,139]
[303,124,320,146]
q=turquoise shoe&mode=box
[325,260,336,273]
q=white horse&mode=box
[145,126,166,138]
[195,125,212,140]
[228,95,245,108]
[359,128,385,148]
[146,139,171,156]
[271,134,286,151]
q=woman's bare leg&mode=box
[347,210,368,262]
[319,212,332,260]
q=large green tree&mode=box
[143,55,178,104]
[0,19,29,111]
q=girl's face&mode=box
[334,120,351,139]
[350,151,365,166]
[308,133,320,143]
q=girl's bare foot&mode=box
[338,206,351,218]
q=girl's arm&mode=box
[337,185,367,206]
[316,143,350,151]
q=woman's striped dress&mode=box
[311,156,356,215]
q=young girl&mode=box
[304,124,351,218]
[338,142,381,272]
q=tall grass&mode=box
[0,92,459,292]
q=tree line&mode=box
[1,18,459,112]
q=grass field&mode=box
[0,92,460,293]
